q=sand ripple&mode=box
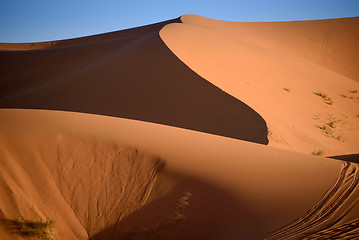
[265,161,359,239]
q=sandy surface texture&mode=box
[1,15,359,239]
[0,109,358,239]
[160,15,359,156]
[0,18,267,145]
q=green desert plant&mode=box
[143,192,192,234]
[313,114,346,142]
[313,91,333,105]
[311,151,322,156]
[315,124,344,142]
[121,192,193,240]
[340,94,353,99]
[312,114,320,120]
[176,191,192,209]
[16,213,55,240]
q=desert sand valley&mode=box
[0,15,358,239]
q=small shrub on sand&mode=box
[340,94,353,99]
[313,114,346,142]
[283,88,290,92]
[16,213,55,239]
[312,114,320,120]
[315,124,344,142]
[349,90,358,93]
[311,151,322,156]
[143,192,192,234]
[121,192,193,239]
[313,92,333,105]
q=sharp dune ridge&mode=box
[0,18,182,50]
[0,17,268,145]
[0,14,359,239]
[161,14,359,155]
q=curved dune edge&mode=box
[0,132,163,239]
[329,154,359,164]
[265,161,359,239]
[1,109,358,239]
[160,14,359,156]
[0,18,181,50]
[0,17,268,145]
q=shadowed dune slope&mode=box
[2,109,358,240]
[160,15,359,155]
[329,154,359,164]
[0,18,268,144]
[0,130,164,240]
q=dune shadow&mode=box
[90,171,263,240]
[0,218,45,238]
[264,161,359,239]
[328,154,359,164]
[0,219,21,236]
[0,18,268,145]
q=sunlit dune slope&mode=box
[1,109,358,240]
[160,15,359,155]
[0,18,267,144]
[1,15,359,240]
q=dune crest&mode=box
[1,14,359,239]
[0,18,180,50]
[0,129,164,239]
[0,17,268,144]
[2,109,357,239]
[160,14,359,155]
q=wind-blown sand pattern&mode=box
[0,128,164,239]
[0,14,358,239]
[161,15,359,155]
[56,135,164,237]
[265,161,359,239]
[303,218,359,239]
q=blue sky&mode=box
[1,0,358,43]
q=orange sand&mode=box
[161,15,359,155]
[0,15,359,239]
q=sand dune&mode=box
[0,19,180,50]
[265,161,359,239]
[160,15,359,155]
[1,15,359,239]
[1,109,358,239]
[0,18,267,145]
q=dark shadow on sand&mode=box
[89,172,263,240]
[328,154,359,164]
[0,18,268,145]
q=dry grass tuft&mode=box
[313,114,345,142]
[340,94,353,99]
[315,123,344,141]
[311,151,322,156]
[143,192,192,234]
[313,92,333,105]
[16,213,55,240]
